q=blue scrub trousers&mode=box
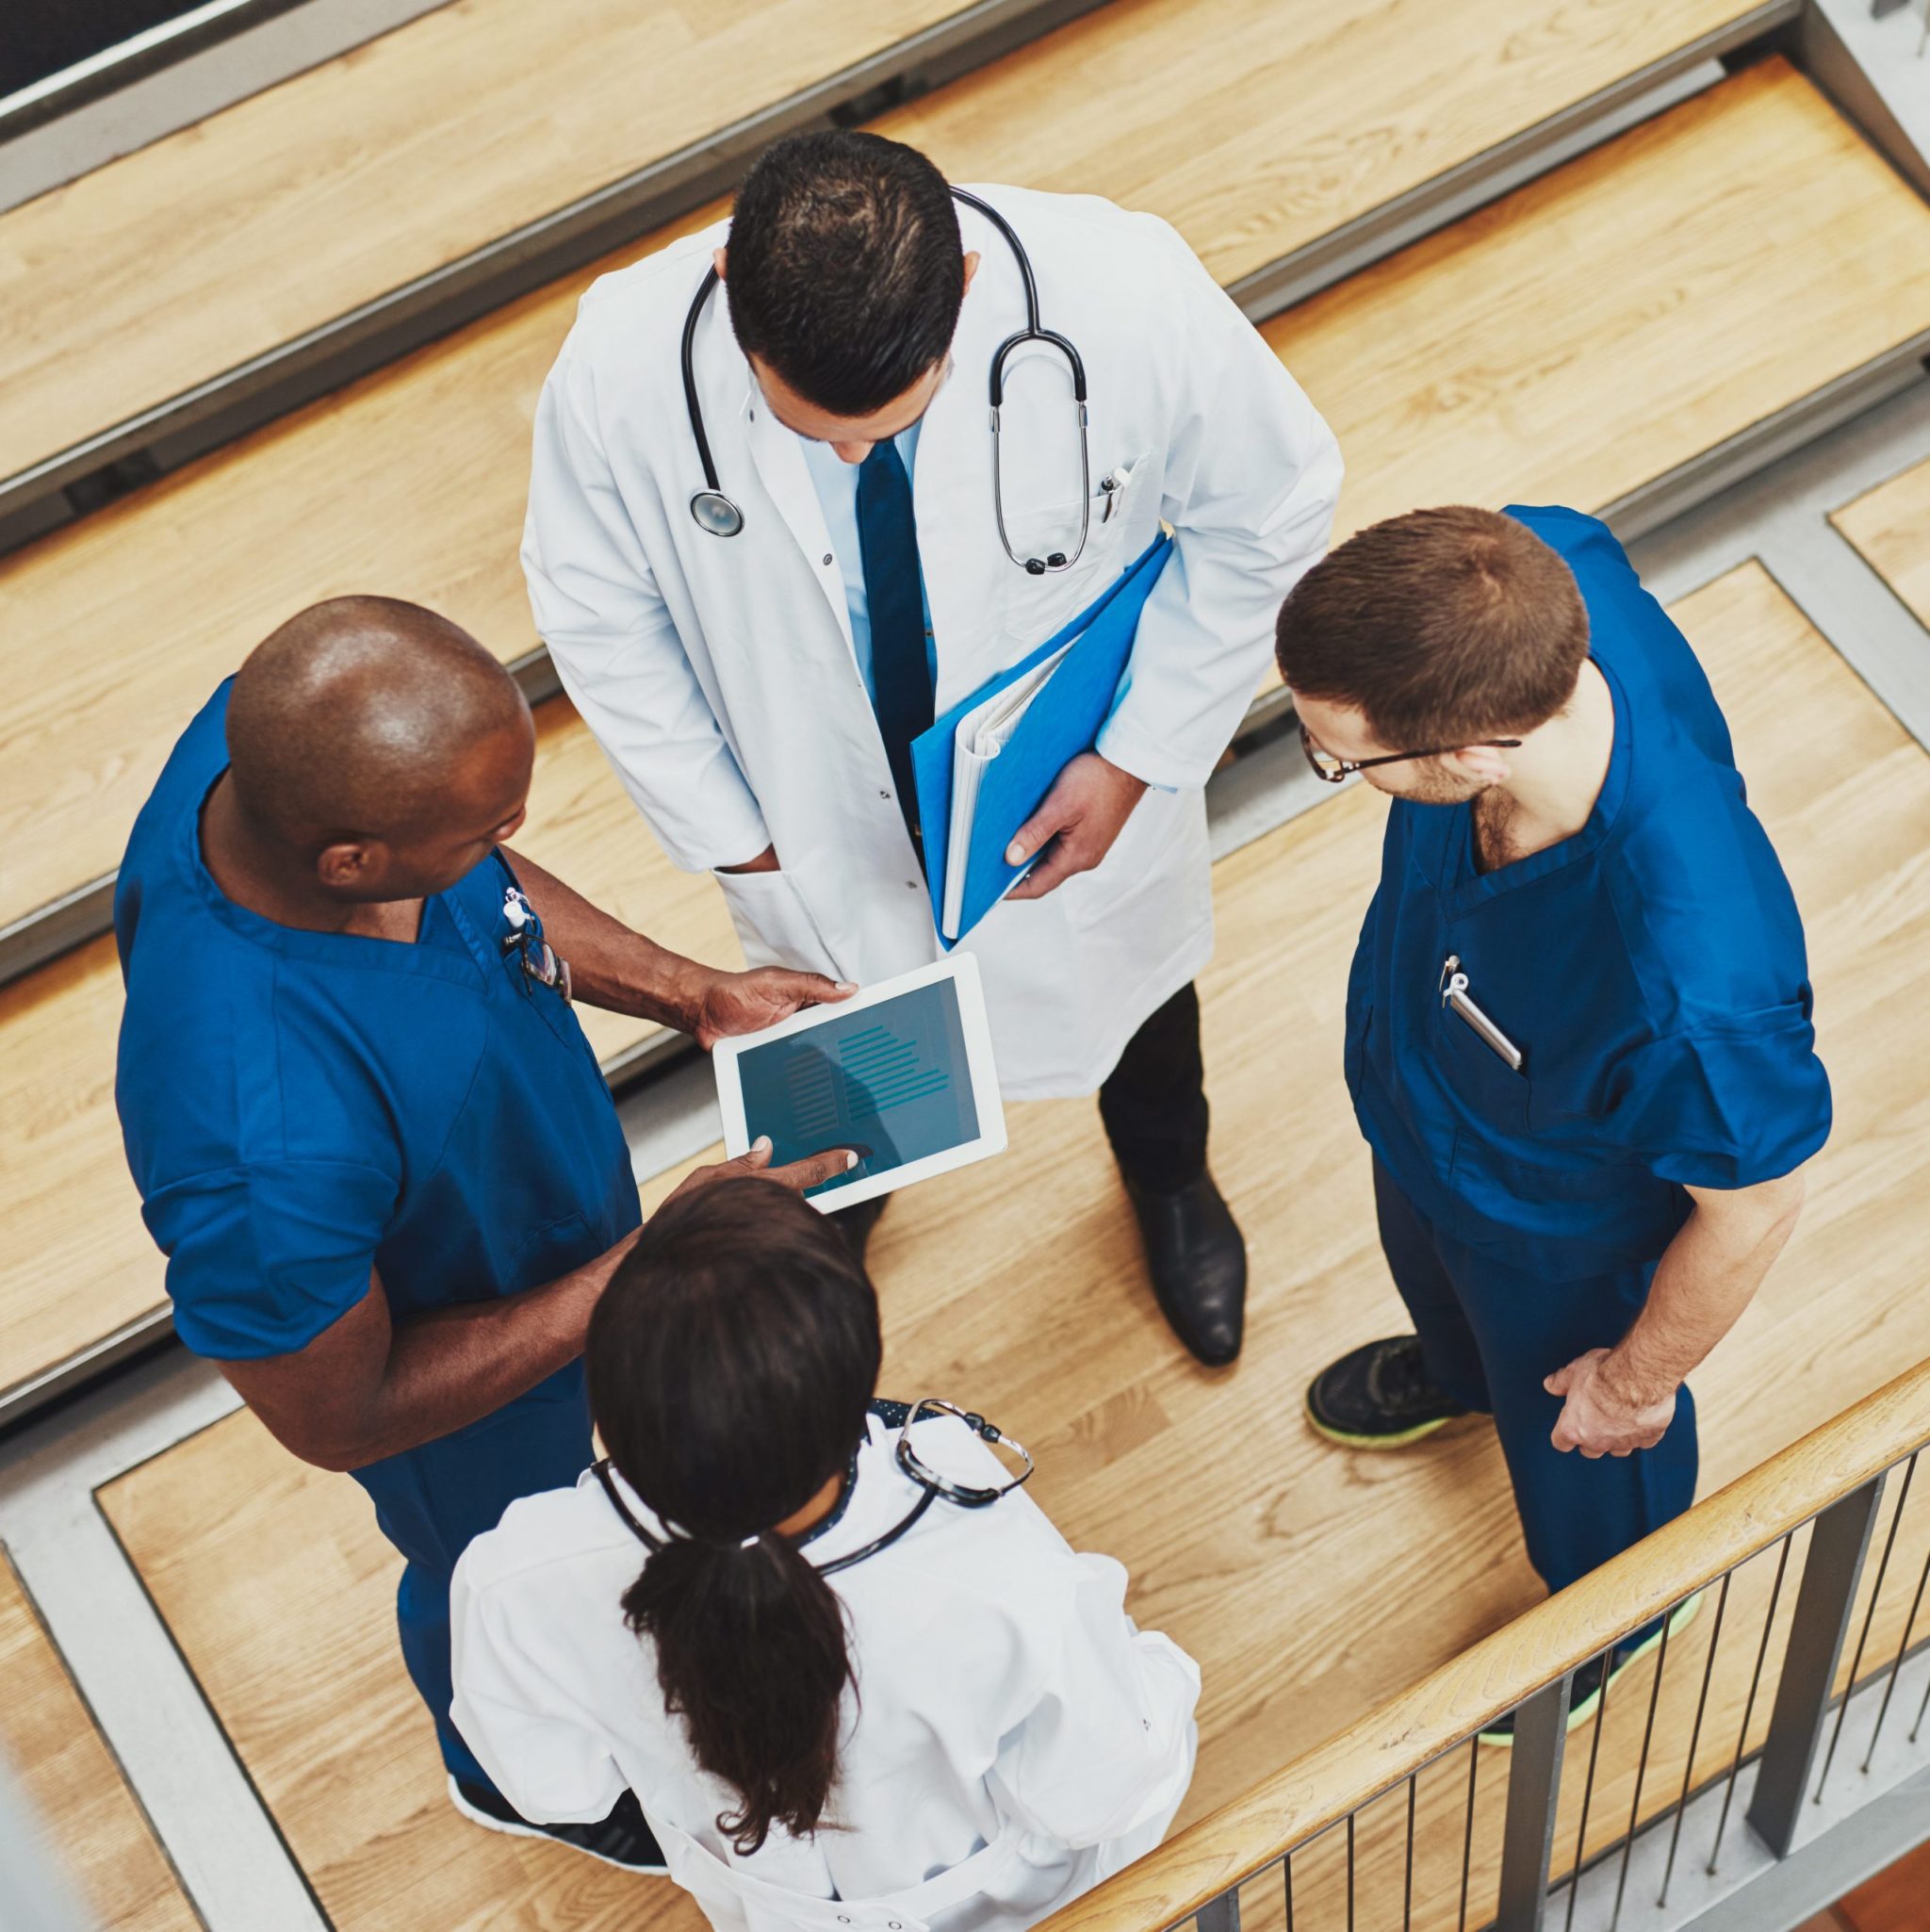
[351,1361,592,1793]
[1373,1160,1696,1595]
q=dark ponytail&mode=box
[587,1180,881,1854]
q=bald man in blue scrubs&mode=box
[1277,506,1830,1743]
[114,598,856,1866]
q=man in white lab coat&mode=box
[524,131,1341,1364]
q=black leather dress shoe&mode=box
[1124,1172,1247,1366]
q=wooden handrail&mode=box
[1039,1355,1930,1932]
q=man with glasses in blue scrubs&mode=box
[115,598,857,1865]
[1275,506,1830,1742]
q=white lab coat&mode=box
[524,186,1341,1098]
[450,1410,1201,1932]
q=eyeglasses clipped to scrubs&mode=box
[1299,722,1523,784]
[500,885,572,1003]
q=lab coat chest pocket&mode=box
[998,450,1152,647]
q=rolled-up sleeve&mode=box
[1607,1020,1832,1189]
[142,1157,396,1360]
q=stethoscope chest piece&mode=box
[681,189,1089,568]
[690,489,744,538]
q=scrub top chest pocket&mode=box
[1433,952,1529,1128]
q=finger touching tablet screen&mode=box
[712,957,1007,1210]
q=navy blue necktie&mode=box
[856,439,934,850]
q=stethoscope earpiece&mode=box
[682,190,1092,569]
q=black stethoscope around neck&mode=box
[682,188,1092,576]
[592,1399,1035,1578]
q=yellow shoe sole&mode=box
[1480,1591,1706,1748]
[1303,1391,1461,1450]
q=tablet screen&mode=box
[733,979,982,1199]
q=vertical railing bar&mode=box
[1283,1848,1294,1932]
[1660,1569,1730,1906]
[1814,1455,1914,1802]
[1494,1675,1572,1932]
[1610,1604,1675,1930]
[1193,1884,1240,1932]
[1192,1887,1238,1932]
[1404,1774,1416,1932]
[1458,1735,1480,1932]
[1564,1646,1613,1932]
[1709,1531,1791,1873]
[1749,1480,1886,1858]
[1862,1531,1930,1770]
[1347,1808,1356,1932]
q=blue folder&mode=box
[911,531,1174,947]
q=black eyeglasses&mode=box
[1299,721,1523,785]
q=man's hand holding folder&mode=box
[1003,754,1149,900]
[910,531,1175,946]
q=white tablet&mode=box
[712,956,1007,1213]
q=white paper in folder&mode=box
[940,641,1075,939]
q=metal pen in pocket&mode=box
[1439,954,1524,1072]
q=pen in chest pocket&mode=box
[1439,954,1525,1072]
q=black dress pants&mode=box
[832,981,1211,1236]
[1097,982,1210,1193]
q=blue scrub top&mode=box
[1346,506,1831,1281]
[114,681,640,1364]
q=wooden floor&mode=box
[1833,451,1930,630]
[1268,57,1930,543]
[0,1548,197,1932]
[96,564,1930,1927]
[0,0,1756,492]
[10,54,1930,1449]
[1837,1837,1930,1932]
[0,0,968,484]
[8,46,1909,941]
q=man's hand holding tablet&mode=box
[711,957,1008,1212]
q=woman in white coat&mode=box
[523,130,1342,1365]
[450,1180,1200,1932]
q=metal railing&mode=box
[1041,1358,1930,1932]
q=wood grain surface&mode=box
[1268,57,1930,541]
[99,565,1930,1928]
[0,1548,200,1931]
[0,0,967,483]
[0,0,1757,487]
[1833,452,1930,631]
[1838,1836,1930,1932]
[4,33,1873,936]
[9,59,1930,1410]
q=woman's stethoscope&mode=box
[682,188,1095,576]
[593,1398,1035,1577]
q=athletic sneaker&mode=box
[1479,1593,1706,1746]
[1305,1334,1469,1448]
[449,1775,669,1874]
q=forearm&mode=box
[501,846,708,1028]
[1605,1186,1803,1401]
[336,1236,634,1468]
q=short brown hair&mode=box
[1274,506,1589,747]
